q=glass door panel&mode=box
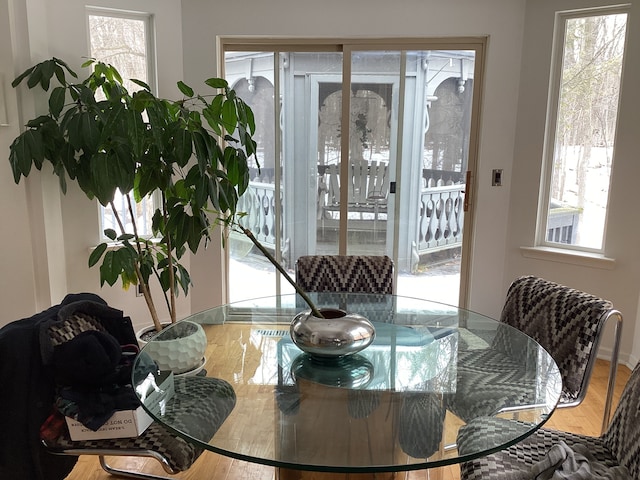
[394,50,475,305]
[345,51,399,257]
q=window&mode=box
[86,8,158,239]
[539,7,628,252]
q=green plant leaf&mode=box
[53,65,66,86]
[52,57,77,78]
[131,78,151,91]
[65,114,83,149]
[39,59,55,91]
[12,66,35,88]
[88,152,122,205]
[104,228,118,240]
[187,214,206,253]
[24,130,45,170]
[173,129,193,167]
[49,87,66,118]
[169,208,190,252]
[99,250,120,286]
[59,142,78,182]
[192,174,209,209]
[176,263,191,295]
[88,243,108,267]
[8,134,32,182]
[159,267,172,293]
[217,177,238,214]
[115,247,137,279]
[192,130,210,173]
[80,112,100,153]
[177,81,194,98]
[26,64,44,90]
[221,99,238,133]
[204,78,228,89]
[151,209,165,237]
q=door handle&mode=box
[463,171,471,212]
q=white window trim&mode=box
[520,246,615,270]
[85,7,157,93]
[535,4,630,256]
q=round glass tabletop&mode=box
[133,293,561,473]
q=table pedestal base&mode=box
[276,468,396,480]
[276,468,444,480]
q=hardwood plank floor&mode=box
[64,359,631,480]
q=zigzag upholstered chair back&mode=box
[494,275,623,431]
[295,255,394,294]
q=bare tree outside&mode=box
[547,11,627,249]
[88,14,148,92]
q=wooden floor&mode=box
[64,359,631,480]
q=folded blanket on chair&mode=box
[530,441,631,480]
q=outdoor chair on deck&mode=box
[449,275,623,433]
[457,360,640,479]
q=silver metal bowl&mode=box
[290,308,376,358]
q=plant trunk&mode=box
[118,198,163,332]
[136,266,163,332]
[162,193,177,324]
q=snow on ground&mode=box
[229,256,460,307]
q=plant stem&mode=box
[160,191,177,324]
[111,199,163,332]
[240,227,324,318]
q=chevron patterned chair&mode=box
[294,255,394,294]
[44,375,236,480]
[290,255,394,422]
[448,276,623,433]
[457,359,640,479]
[37,299,236,480]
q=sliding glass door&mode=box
[221,39,484,307]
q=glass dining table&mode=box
[132,293,562,479]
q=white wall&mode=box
[504,0,640,366]
[0,0,39,322]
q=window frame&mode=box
[536,4,630,254]
[85,7,160,241]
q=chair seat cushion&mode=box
[447,348,546,422]
[458,417,620,480]
[46,376,236,472]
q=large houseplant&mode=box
[9,58,323,335]
[9,57,259,334]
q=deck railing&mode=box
[239,176,466,258]
[238,177,580,265]
[415,184,465,255]
[237,181,280,248]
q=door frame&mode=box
[219,36,487,308]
